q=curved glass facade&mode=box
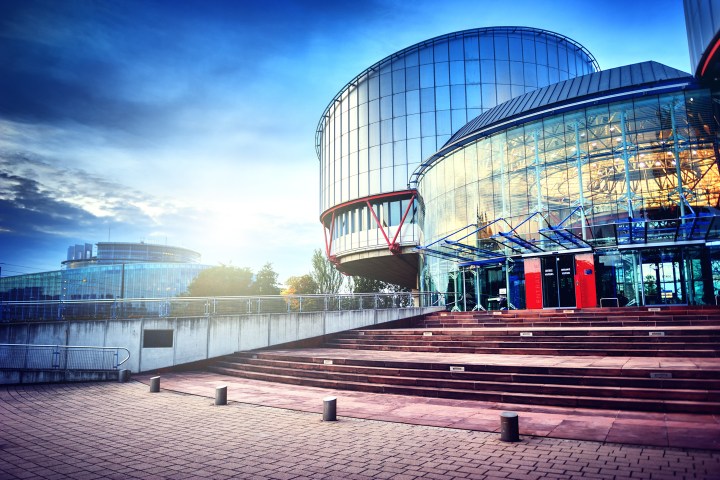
[317,27,598,271]
[1,242,210,320]
[416,85,720,309]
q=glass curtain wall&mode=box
[417,88,720,306]
[318,28,598,251]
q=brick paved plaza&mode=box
[1,381,719,479]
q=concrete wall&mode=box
[1,306,441,374]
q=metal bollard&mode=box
[500,411,520,442]
[149,376,160,393]
[118,369,130,383]
[215,385,228,406]
[323,396,337,421]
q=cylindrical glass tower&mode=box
[316,27,598,287]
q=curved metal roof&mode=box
[315,26,600,159]
[448,61,693,144]
[409,61,694,187]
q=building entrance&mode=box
[541,255,576,308]
[639,249,686,305]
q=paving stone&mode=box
[1,381,720,479]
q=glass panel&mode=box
[421,111,436,136]
[466,85,481,108]
[380,72,392,97]
[393,92,406,117]
[407,113,421,139]
[393,116,406,141]
[510,61,524,85]
[450,60,465,85]
[405,48,419,67]
[465,60,480,84]
[394,164,408,190]
[522,34,536,63]
[405,66,420,91]
[381,167,393,192]
[381,143,393,169]
[369,99,379,123]
[508,35,522,61]
[421,87,435,112]
[406,89,420,114]
[359,123,369,150]
[368,74,379,100]
[464,35,479,59]
[369,145,380,170]
[523,62,537,87]
[393,141,406,166]
[419,45,433,64]
[369,121,380,147]
[495,61,510,84]
[380,96,392,120]
[479,34,494,59]
[435,85,450,110]
[393,69,405,94]
[436,110,451,135]
[494,34,509,60]
[435,61,449,86]
[434,40,449,62]
[451,85,466,109]
[449,37,464,60]
[420,64,435,88]
[481,60,495,83]
[380,119,393,144]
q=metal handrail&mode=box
[0,344,130,370]
[0,292,444,322]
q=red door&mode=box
[574,253,597,308]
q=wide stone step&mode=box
[338,331,720,341]
[208,361,720,413]
[230,351,720,379]
[219,355,720,391]
[329,339,720,350]
[213,360,719,402]
[323,343,720,357]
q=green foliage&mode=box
[311,249,345,294]
[252,262,281,295]
[351,275,409,293]
[284,274,319,294]
[351,276,384,293]
[186,265,253,297]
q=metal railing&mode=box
[0,292,444,322]
[0,344,130,370]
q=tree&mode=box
[186,265,253,297]
[351,276,384,293]
[252,262,281,295]
[311,249,344,294]
[351,275,409,293]
[283,274,318,295]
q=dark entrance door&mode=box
[541,255,576,308]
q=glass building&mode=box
[684,0,720,79]
[413,61,720,310]
[317,27,598,287]
[1,242,209,320]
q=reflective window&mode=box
[318,27,598,243]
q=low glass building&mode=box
[413,62,720,310]
[0,242,210,320]
[317,27,598,286]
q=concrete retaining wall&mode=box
[1,307,441,374]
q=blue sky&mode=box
[0,0,689,281]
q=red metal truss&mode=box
[321,191,417,259]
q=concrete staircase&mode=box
[207,306,720,413]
